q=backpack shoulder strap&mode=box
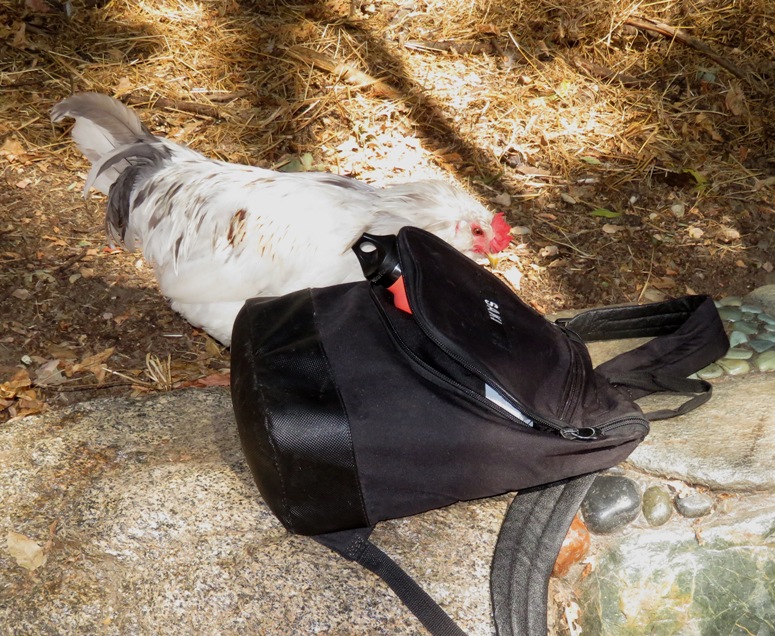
[491,473,596,636]
[315,476,598,636]
[315,527,468,636]
[559,295,729,419]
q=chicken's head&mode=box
[371,180,513,258]
[465,212,512,256]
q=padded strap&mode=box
[560,295,728,411]
[558,295,713,341]
[491,473,597,636]
[315,528,468,636]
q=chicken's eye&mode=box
[472,226,484,236]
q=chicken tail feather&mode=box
[51,93,160,195]
[52,93,153,160]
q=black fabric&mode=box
[566,295,728,399]
[399,228,602,429]
[307,283,647,527]
[315,529,467,636]
[604,371,713,420]
[491,474,596,636]
[230,290,368,535]
[229,226,730,636]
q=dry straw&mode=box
[2,0,774,303]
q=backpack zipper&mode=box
[374,297,646,439]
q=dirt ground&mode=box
[1,0,774,421]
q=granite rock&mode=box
[745,285,775,315]
[627,375,775,491]
[0,389,504,636]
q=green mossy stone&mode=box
[718,359,751,375]
[642,486,673,527]
[754,351,775,372]
[697,363,724,379]
[723,348,753,360]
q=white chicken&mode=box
[52,93,512,345]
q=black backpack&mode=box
[229,227,728,635]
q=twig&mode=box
[623,16,750,84]
[123,93,221,119]
[404,40,495,55]
[54,247,87,272]
[637,245,657,303]
[53,381,136,392]
[285,46,402,100]
[571,58,644,88]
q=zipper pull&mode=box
[561,427,604,440]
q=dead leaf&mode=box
[0,136,27,162]
[11,21,27,49]
[0,370,32,399]
[695,113,723,142]
[602,224,624,234]
[7,531,47,571]
[11,288,31,300]
[641,288,667,303]
[72,347,115,383]
[47,343,78,360]
[34,360,66,387]
[113,76,132,95]
[688,227,704,239]
[25,0,53,12]
[651,276,677,290]
[754,176,775,191]
[717,227,740,242]
[476,23,501,36]
[493,192,511,207]
[187,372,231,387]
[15,178,31,189]
[725,81,746,116]
[516,165,552,177]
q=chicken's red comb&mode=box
[489,212,512,253]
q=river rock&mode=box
[717,306,742,321]
[728,331,749,347]
[717,358,750,375]
[674,493,714,518]
[580,475,641,534]
[641,486,672,526]
[749,338,775,353]
[754,350,775,372]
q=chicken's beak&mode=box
[486,253,500,268]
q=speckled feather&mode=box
[52,93,512,344]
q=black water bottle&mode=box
[352,233,411,313]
